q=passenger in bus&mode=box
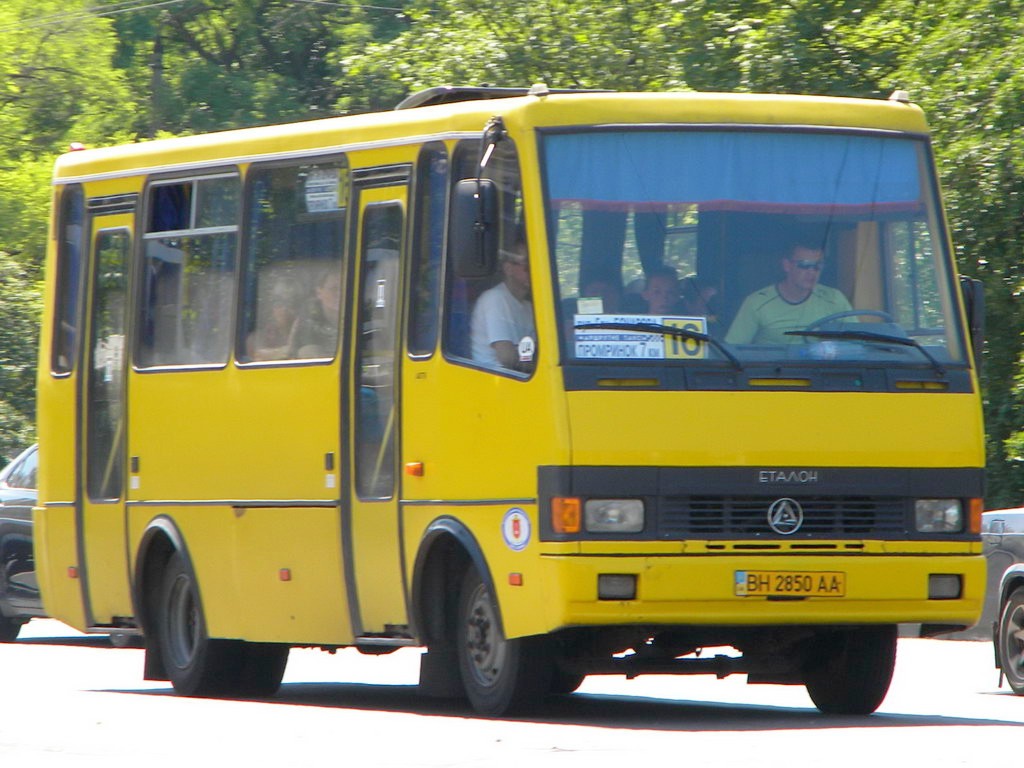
[641,267,718,321]
[724,242,852,345]
[292,268,342,358]
[246,279,301,361]
[642,266,682,315]
[470,241,535,371]
[679,274,719,322]
[579,278,623,314]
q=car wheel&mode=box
[803,626,897,715]
[0,616,23,643]
[997,586,1024,694]
[456,567,553,715]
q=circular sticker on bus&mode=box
[502,508,531,551]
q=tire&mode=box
[803,626,897,715]
[0,616,23,643]
[997,586,1024,694]
[456,567,553,715]
[109,632,144,649]
[548,667,586,696]
[155,552,288,698]
[233,642,290,698]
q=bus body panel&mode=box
[564,390,984,468]
[127,506,352,644]
[535,552,984,628]
[126,365,340,502]
[32,505,87,628]
[400,359,568,501]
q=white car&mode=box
[985,508,1024,693]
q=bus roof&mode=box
[53,88,930,185]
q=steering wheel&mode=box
[805,309,895,332]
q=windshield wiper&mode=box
[786,328,946,375]
[574,320,742,369]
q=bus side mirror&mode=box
[959,275,985,367]
[450,178,498,278]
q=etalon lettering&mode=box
[758,469,820,484]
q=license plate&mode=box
[734,570,846,597]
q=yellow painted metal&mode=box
[35,89,983,649]
[564,390,984,469]
[347,184,408,634]
[124,506,351,643]
[532,552,985,629]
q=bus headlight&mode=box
[584,499,645,533]
[915,499,963,533]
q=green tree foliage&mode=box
[1,0,1023,504]
[0,256,39,461]
[107,0,412,133]
[345,0,702,95]
[889,0,1024,507]
[0,0,133,454]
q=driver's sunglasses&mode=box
[792,259,823,271]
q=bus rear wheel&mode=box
[803,626,897,715]
[155,551,288,698]
[456,567,553,715]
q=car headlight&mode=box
[915,499,963,533]
[584,499,645,533]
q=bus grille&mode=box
[660,495,908,538]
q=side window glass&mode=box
[52,184,85,374]
[355,202,402,499]
[443,139,536,374]
[6,448,37,490]
[87,230,130,501]
[407,144,448,357]
[138,174,239,367]
[239,160,348,363]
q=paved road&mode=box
[0,620,1020,767]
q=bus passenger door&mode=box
[346,182,408,636]
[78,213,133,626]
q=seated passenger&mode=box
[292,268,342,358]
[580,278,623,314]
[642,266,682,316]
[725,243,852,345]
[246,280,300,361]
[470,241,535,371]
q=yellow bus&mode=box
[36,85,985,715]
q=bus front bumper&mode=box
[533,552,985,631]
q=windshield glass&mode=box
[541,128,965,371]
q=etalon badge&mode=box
[767,497,804,535]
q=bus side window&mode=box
[441,140,481,361]
[442,138,535,373]
[238,159,349,363]
[407,143,447,357]
[138,176,239,367]
[51,184,85,374]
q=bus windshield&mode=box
[541,128,966,373]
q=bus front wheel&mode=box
[803,626,897,715]
[155,551,288,698]
[456,567,553,715]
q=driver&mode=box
[725,242,852,345]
